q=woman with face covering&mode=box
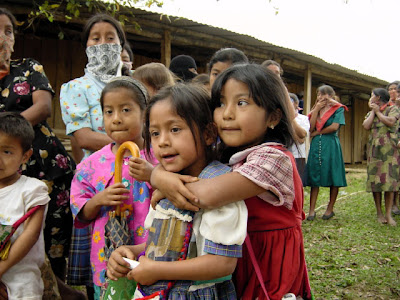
[59,13,127,299]
[0,7,80,299]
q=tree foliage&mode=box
[28,0,163,38]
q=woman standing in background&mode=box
[306,85,347,221]
[363,88,399,226]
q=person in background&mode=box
[363,88,399,226]
[192,73,211,93]
[297,92,305,114]
[394,84,400,215]
[132,62,175,98]
[0,7,79,298]
[288,93,310,185]
[387,81,399,106]
[306,85,347,221]
[121,43,134,75]
[386,81,400,215]
[169,54,198,82]
[261,59,283,78]
[208,47,248,88]
[59,13,127,298]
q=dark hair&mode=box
[169,55,197,82]
[100,76,148,111]
[372,88,390,103]
[0,8,17,33]
[289,92,299,105]
[144,83,215,164]
[123,43,134,61]
[211,63,295,150]
[192,73,210,86]
[208,48,248,73]
[386,81,400,90]
[261,59,283,76]
[133,63,175,92]
[82,14,126,48]
[0,112,34,152]
[317,85,335,97]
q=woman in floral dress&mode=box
[0,8,75,280]
[363,88,400,226]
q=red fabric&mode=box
[308,103,348,132]
[234,146,311,300]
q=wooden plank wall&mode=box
[13,36,86,134]
[338,108,352,163]
[353,98,370,163]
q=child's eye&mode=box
[238,100,248,106]
[171,127,181,133]
[150,131,159,137]
[104,109,113,115]
[218,100,225,107]
[122,108,130,113]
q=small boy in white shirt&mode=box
[288,93,310,184]
[0,112,50,299]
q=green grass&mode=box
[303,167,400,299]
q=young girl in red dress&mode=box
[151,64,312,300]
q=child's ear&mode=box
[22,148,33,164]
[204,122,217,146]
[268,109,282,128]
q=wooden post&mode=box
[161,30,171,67]
[304,66,312,157]
[304,65,312,115]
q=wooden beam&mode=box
[161,30,171,67]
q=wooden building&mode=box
[3,1,388,163]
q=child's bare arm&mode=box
[150,165,200,211]
[128,157,154,182]
[0,206,45,279]
[106,243,145,280]
[153,170,267,210]
[78,183,129,222]
[127,254,237,286]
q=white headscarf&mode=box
[85,43,122,83]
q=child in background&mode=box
[192,73,211,94]
[70,77,155,299]
[106,83,247,299]
[151,64,312,300]
[208,47,248,87]
[121,43,134,75]
[132,62,175,98]
[288,92,310,185]
[0,112,50,299]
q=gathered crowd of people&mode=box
[0,7,398,300]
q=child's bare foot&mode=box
[387,216,397,226]
[377,215,387,224]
